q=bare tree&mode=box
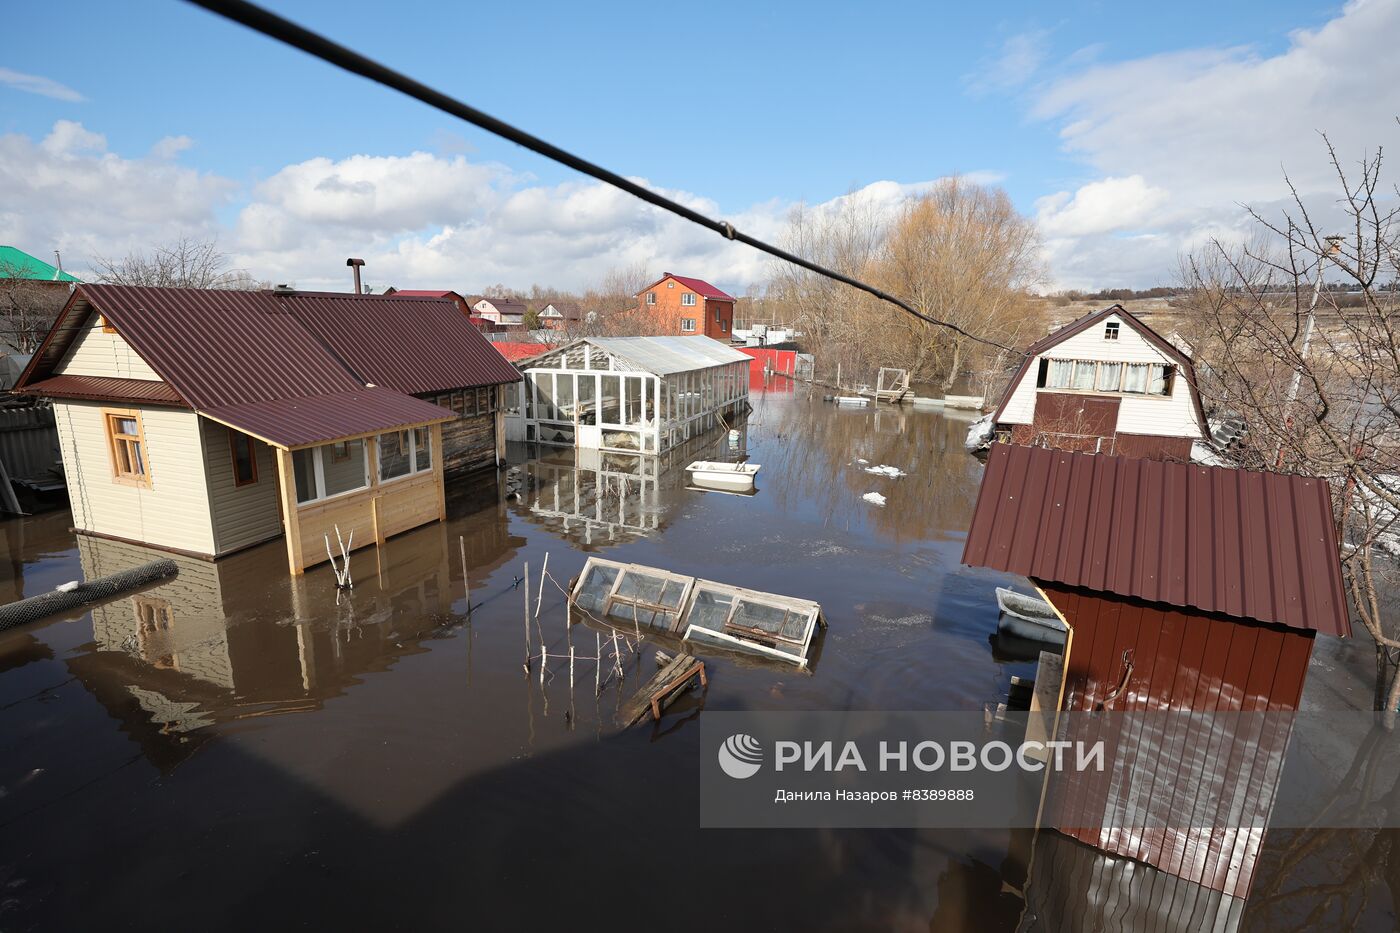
[0,259,71,354]
[92,236,263,289]
[1180,135,1400,708]
[767,177,1043,391]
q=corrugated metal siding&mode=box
[284,293,522,391]
[203,387,453,448]
[22,374,185,405]
[201,420,283,555]
[0,407,58,480]
[53,401,216,554]
[963,444,1349,636]
[1039,583,1313,899]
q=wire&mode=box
[183,0,1019,354]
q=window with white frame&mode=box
[1104,321,1120,340]
[646,291,657,305]
[680,318,696,332]
[1041,357,1173,396]
[681,293,696,306]
[292,438,370,505]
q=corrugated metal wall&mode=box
[0,407,59,481]
[1038,582,1314,900]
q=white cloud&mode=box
[0,67,84,102]
[0,120,963,294]
[1035,175,1170,237]
[965,30,1050,96]
[1026,0,1400,288]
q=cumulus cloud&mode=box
[1025,0,1400,288]
[0,67,84,102]
[0,121,235,265]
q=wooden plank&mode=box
[274,447,304,575]
[618,653,705,726]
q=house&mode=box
[963,443,1349,904]
[635,273,735,339]
[537,301,589,330]
[504,335,750,453]
[13,284,521,575]
[386,288,474,319]
[472,296,527,326]
[990,305,1206,460]
[0,245,80,357]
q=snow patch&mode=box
[864,465,906,478]
[862,492,887,507]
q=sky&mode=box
[2,0,1397,294]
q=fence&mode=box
[0,406,61,514]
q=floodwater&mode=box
[0,382,1394,931]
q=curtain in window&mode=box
[1095,362,1122,391]
[1122,363,1149,393]
[1148,364,1168,395]
[1047,359,1073,388]
[1072,361,1096,390]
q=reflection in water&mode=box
[0,387,1395,931]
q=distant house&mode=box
[635,273,735,339]
[0,245,80,356]
[990,305,1206,460]
[386,288,474,319]
[964,442,1349,903]
[472,296,527,326]
[13,285,521,574]
[537,301,590,330]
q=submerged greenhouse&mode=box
[504,336,751,453]
[570,557,826,667]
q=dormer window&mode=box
[1104,321,1120,340]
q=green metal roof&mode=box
[0,246,81,282]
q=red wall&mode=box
[739,347,797,377]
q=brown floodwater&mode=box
[0,384,1395,931]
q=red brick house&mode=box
[635,273,735,339]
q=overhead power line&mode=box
[185,0,1018,354]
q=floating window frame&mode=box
[569,557,825,667]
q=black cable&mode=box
[183,0,1020,355]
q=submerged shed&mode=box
[506,336,750,453]
[963,443,1349,902]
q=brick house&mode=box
[635,273,735,339]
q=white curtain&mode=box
[1072,361,1096,390]
[1096,362,1122,391]
[1048,359,1073,388]
[1122,363,1149,393]
[1148,365,1169,395]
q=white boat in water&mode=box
[995,587,1067,646]
[686,460,760,492]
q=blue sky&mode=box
[2,0,1392,293]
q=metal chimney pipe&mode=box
[346,257,366,295]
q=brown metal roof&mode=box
[283,292,523,392]
[17,374,187,406]
[203,386,453,449]
[962,443,1350,636]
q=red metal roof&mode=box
[639,273,735,302]
[203,386,453,449]
[279,292,523,392]
[19,374,187,406]
[962,443,1350,636]
[493,342,551,362]
[389,290,455,297]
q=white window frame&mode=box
[1104,321,1120,340]
[680,318,696,333]
[377,428,433,485]
[681,292,696,306]
[294,440,371,506]
[646,291,657,305]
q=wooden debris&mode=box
[618,652,707,727]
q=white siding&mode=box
[55,322,162,380]
[53,401,217,554]
[201,420,284,556]
[998,314,1203,439]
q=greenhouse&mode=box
[570,557,826,667]
[508,336,751,454]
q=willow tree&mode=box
[768,177,1042,392]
